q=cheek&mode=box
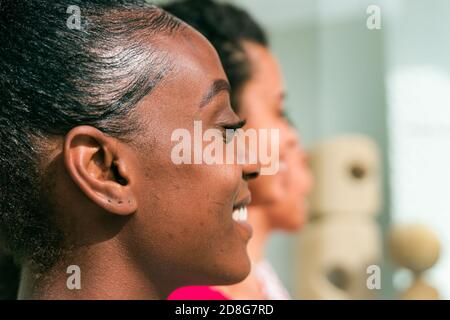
[250,164,306,228]
[132,159,243,266]
[249,174,284,205]
[272,162,311,229]
[285,152,312,197]
[141,162,239,221]
[128,115,249,260]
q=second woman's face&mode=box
[239,41,313,231]
[120,28,259,291]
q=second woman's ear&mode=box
[63,125,138,216]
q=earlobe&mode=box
[63,125,138,216]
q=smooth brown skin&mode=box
[18,26,259,300]
[218,41,313,299]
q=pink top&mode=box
[168,286,229,300]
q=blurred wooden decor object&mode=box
[389,224,441,300]
[297,135,382,299]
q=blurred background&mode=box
[156,0,450,299]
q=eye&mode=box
[280,109,294,126]
[221,119,246,144]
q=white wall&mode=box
[384,0,450,299]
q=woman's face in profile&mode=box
[118,29,258,288]
[239,41,313,231]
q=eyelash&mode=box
[221,119,246,143]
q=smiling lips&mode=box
[231,205,253,240]
[232,206,248,222]
[231,196,252,239]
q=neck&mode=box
[246,205,271,263]
[18,239,163,300]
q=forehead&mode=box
[243,41,283,91]
[145,25,227,107]
[132,26,229,128]
[161,26,227,87]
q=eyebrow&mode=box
[199,79,231,108]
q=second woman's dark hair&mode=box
[163,0,268,112]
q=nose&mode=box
[302,152,314,194]
[285,123,314,193]
[243,161,260,181]
[242,147,260,181]
[235,129,261,181]
[285,125,300,150]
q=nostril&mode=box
[244,171,259,181]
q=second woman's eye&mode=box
[280,109,294,126]
[221,119,246,144]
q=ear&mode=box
[63,126,138,216]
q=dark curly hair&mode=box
[0,0,183,295]
[0,252,19,300]
[162,0,268,113]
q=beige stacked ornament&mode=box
[297,135,382,299]
[389,224,440,300]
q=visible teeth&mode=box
[232,206,248,222]
[232,209,239,221]
[241,207,247,220]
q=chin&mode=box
[212,254,251,285]
[277,208,308,232]
[180,255,250,288]
[282,220,303,232]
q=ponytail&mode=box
[0,252,20,300]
